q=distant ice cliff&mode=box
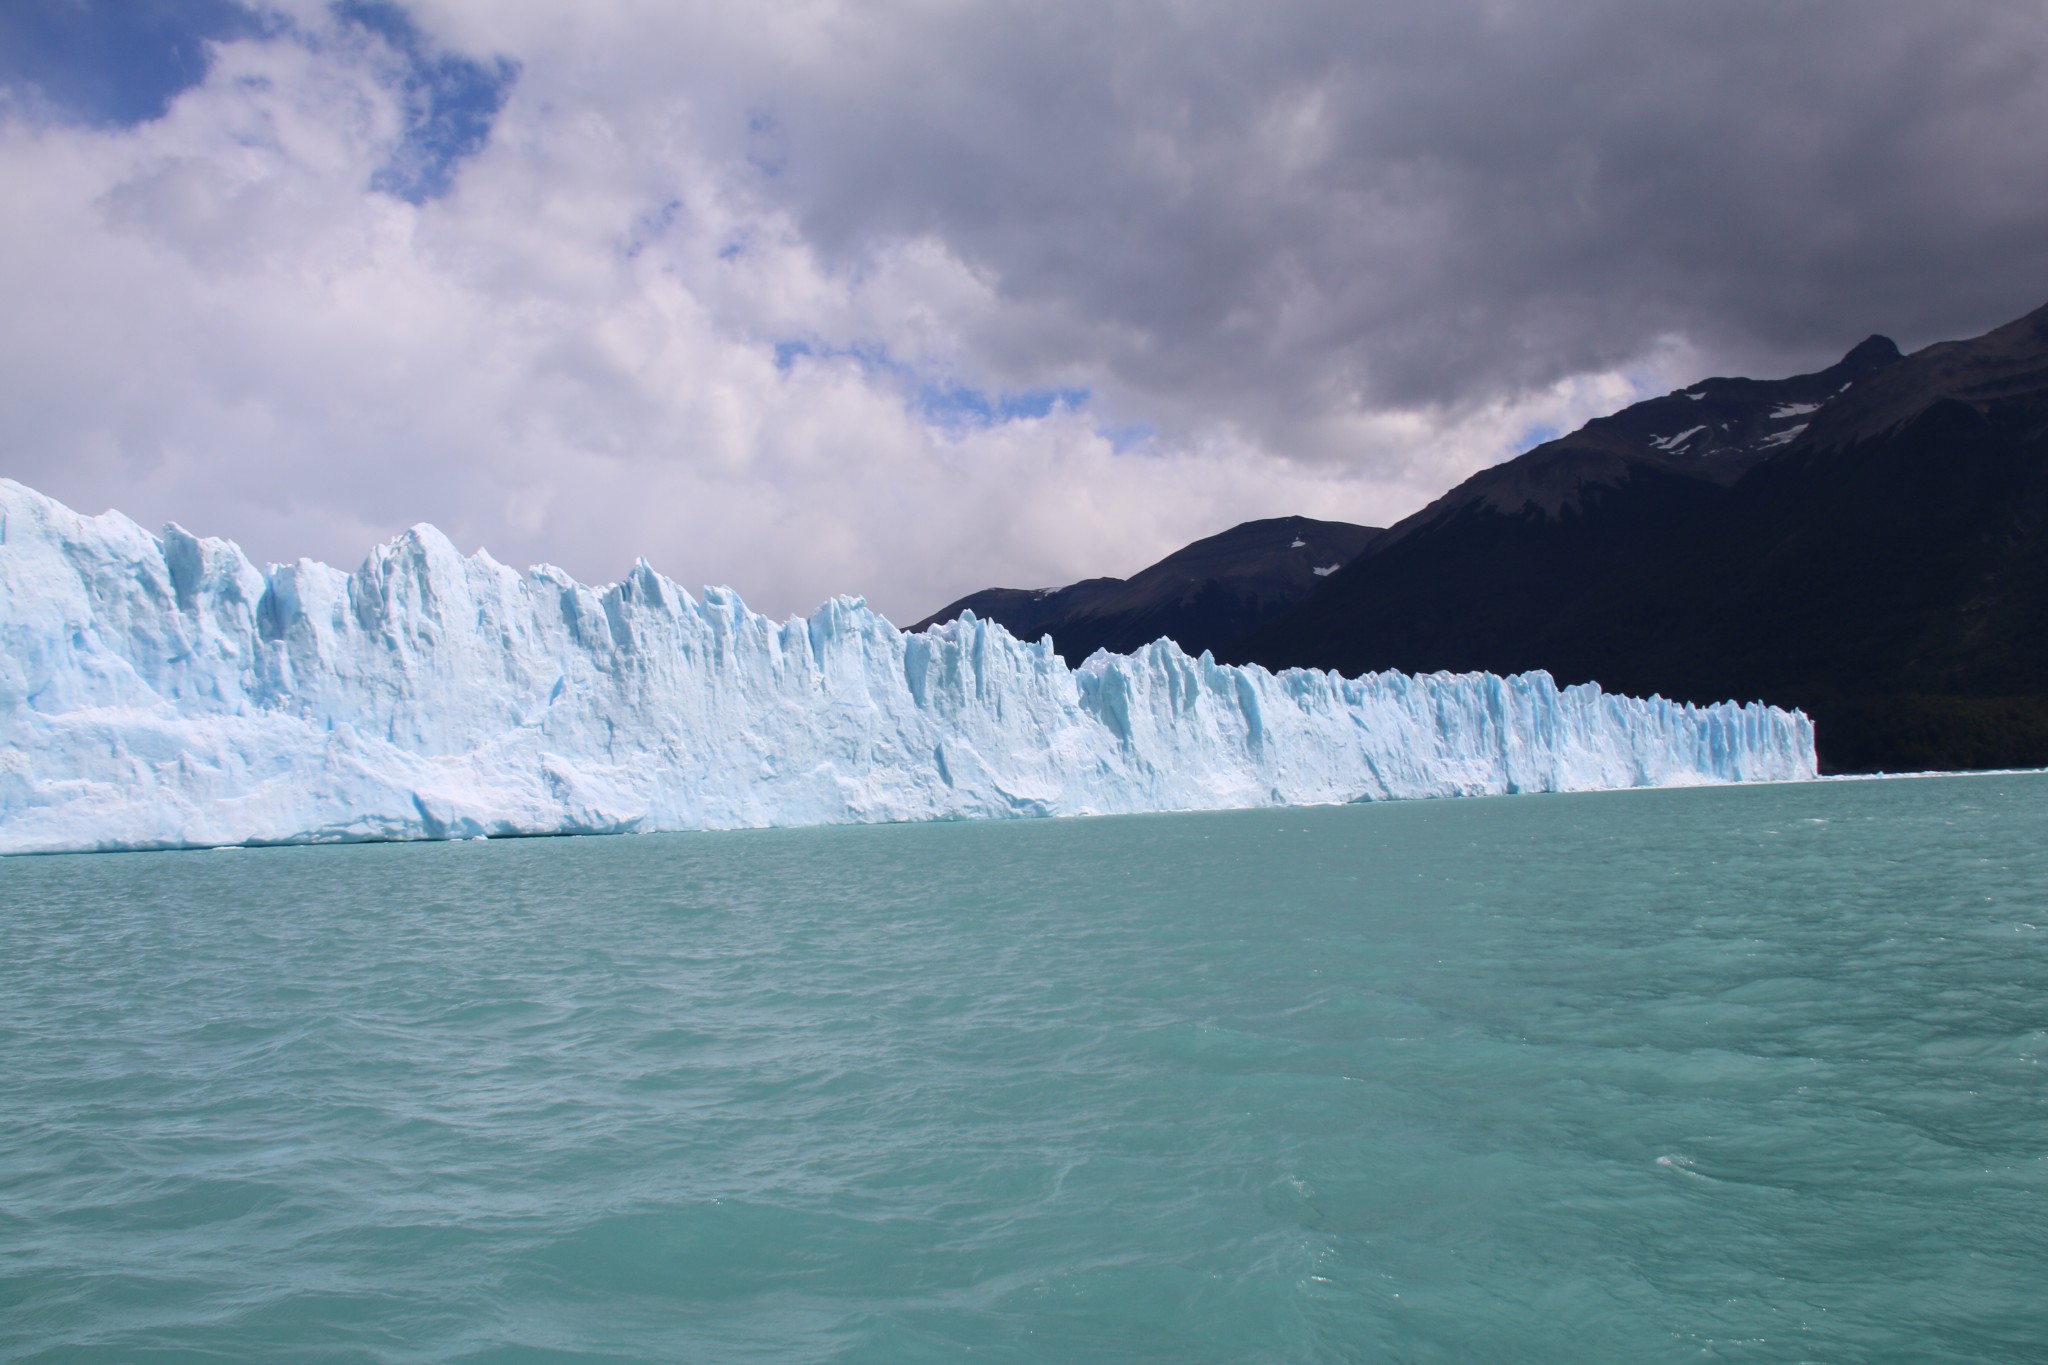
[0,479,1816,854]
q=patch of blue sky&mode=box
[1515,422,1562,452]
[773,339,903,376]
[625,198,684,258]
[919,383,1089,428]
[1099,423,1156,453]
[745,109,786,178]
[335,1,518,204]
[0,0,266,126]
[771,339,1088,428]
[0,1,515,203]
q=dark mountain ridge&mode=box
[912,516,1382,665]
[915,298,2048,774]
[1236,299,2048,773]
[1373,329,1905,546]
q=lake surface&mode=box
[3,776,2045,1362]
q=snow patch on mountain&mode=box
[1769,401,1822,420]
[1650,425,1706,452]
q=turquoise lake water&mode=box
[3,775,2045,1362]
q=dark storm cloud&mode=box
[5,0,2047,620]
[741,0,2048,445]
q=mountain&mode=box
[911,516,1382,665]
[1367,332,1904,547]
[1233,300,2048,774]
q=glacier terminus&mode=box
[0,479,1817,855]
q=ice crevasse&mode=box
[0,478,1816,854]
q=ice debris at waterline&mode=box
[0,479,1816,854]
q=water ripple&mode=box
[4,776,2047,1361]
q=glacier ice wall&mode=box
[0,479,1816,854]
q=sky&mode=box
[3,1,2046,622]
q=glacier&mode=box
[0,478,1816,855]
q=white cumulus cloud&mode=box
[2,0,2042,618]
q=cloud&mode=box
[647,0,2048,426]
[1,1,2045,619]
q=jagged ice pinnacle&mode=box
[0,479,1816,854]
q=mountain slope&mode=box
[912,516,1381,665]
[1234,301,2048,773]
[1370,331,1904,549]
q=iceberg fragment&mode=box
[0,479,1816,854]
